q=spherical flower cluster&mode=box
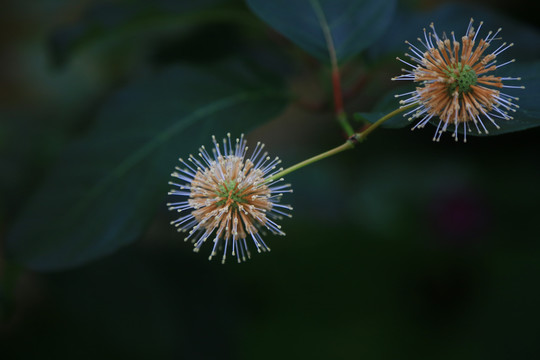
[167,134,292,263]
[393,18,524,142]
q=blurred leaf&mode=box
[6,63,289,271]
[368,3,540,62]
[50,0,241,65]
[246,0,396,63]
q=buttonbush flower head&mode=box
[393,18,524,142]
[167,134,292,264]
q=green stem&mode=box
[353,103,417,142]
[337,110,354,137]
[310,0,355,136]
[267,104,417,182]
[269,141,354,182]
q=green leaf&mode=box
[369,3,540,63]
[50,0,237,66]
[6,63,289,271]
[246,0,396,63]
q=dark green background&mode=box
[1,0,539,358]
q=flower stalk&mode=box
[267,103,417,182]
[266,141,354,182]
[310,0,355,136]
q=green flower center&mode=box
[444,63,477,95]
[216,180,247,208]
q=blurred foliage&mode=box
[1,0,540,359]
[246,0,397,63]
